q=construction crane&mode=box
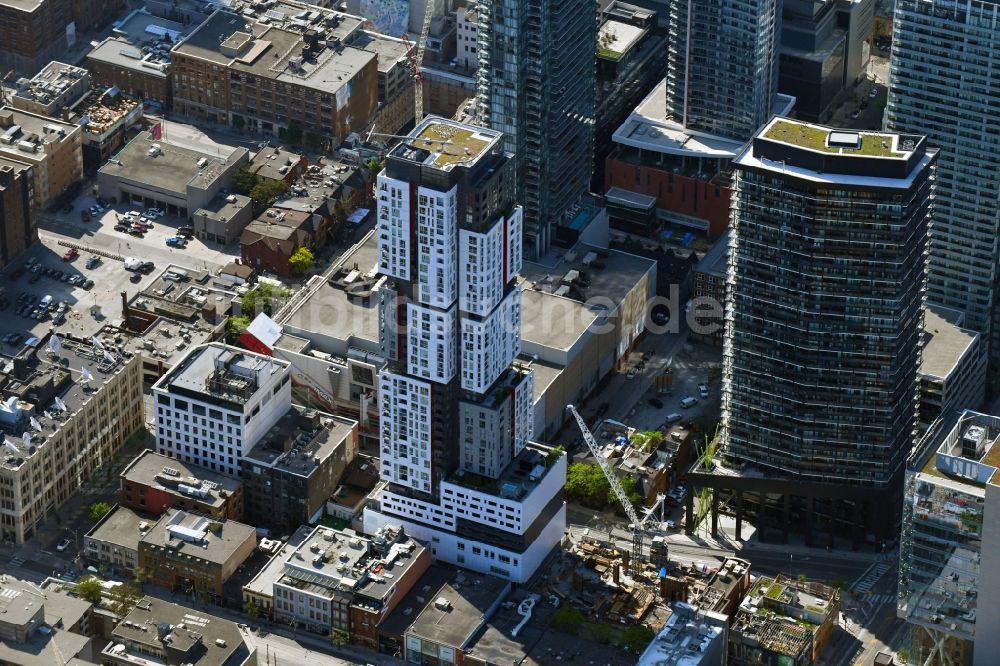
[401,0,436,124]
[567,405,666,574]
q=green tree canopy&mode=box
[232,165,259,196]
[565,463,641,510]
[227,315,250,342]
[75,576,103,604]
[630,430,663,453]
[109,583,142,617]
[88,502,111,523]
[249,178,289,208]
[288,246,315,275]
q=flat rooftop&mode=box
[120,450,242,507]
[242,406,355,477]
[597,19,646,59]
[391,117,503,170]
[176,10,372,96]
[638,602,727,666]
[250,145,303,181]
[158,343,289,406]
[279,231,382,349]
[448,441,557,501]
[0,334,134,470]
[407,566,509,649]
[140,509,256,565]
[244,525,313,598]
[99,131,245,196]
[613,79,786,159]
[523,243,654,307]
[352,31,410,73]
[0,106,77,150]
[87,9,187,76]
[520,288,596,353]
[920,308,979,380]
[195,193,252,222]
[107,596,249,666]
[86,504,148,552]
[127,263,239,326]
[762,118,911,158]
[0,0,43,12]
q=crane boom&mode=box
[567,405,665,572]
[567,405,640,527]
[414,0,434,121]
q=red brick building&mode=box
[240,208,327,276]
[120,450,245,520]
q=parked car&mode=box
[698,383,709,399]
[177,226,194,238]
[851,109,860,120]
[680,396,698,409]
[2,333,23,345]
[129,272,142,283]
[81,278,95,290]
[146,207,164,218]
[868,87,879,98]
[53,311,66,325]
[85,256,100,269]
[665,412,682,424]
[56,538,72,552]
[626,368,638,380]
[114,224,130,232]
[648,398,664,409]
[62,248,79,261]
[166,236,187,248]
[80,210,91,222]
[96,197,109,208]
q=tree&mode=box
[227,315,251,342]
[329,628,350,647]
[249,179,289,208]
[630,431,663,453]
[88,502,111,523]
[551,606,585,634]
[108,583,142,617]
[245,598,259,620]
[76,576,103,604]
[232,165,259,196]
[545,445,565,467]
[620,625,655,653]
[288,246,315,275]
[565,463,641,510]
[279,122,303,146]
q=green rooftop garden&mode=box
[764,119,903,157]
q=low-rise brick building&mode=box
[240,208,327,276]
[138,509,257,603]
[120,449,245,520]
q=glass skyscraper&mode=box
[685,118,936,545]
[663,0,783,141]
[886,0,1000,393]
[474,0,597,259]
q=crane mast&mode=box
[401,0,435,125]
[566,405,665,573]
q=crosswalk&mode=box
[862,593,895,606]
[8,557,24,567]
[852,562,890,594]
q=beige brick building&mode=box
[0,334,144,543]
[0,107,82,208]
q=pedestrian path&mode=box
[8,556,24,567]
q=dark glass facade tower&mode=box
[663,0,782,141]
[688,118,936,545]
[474,0,597,259]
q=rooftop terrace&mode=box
[762,119,910,158]
[391,117,501,170]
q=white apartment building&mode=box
[455,1,478,71]
[366,117,565,583]
[152,343,292,477]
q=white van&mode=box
[39,294,53,309]
[680,397,698,409]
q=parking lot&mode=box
[1,189,241,349]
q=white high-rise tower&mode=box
[364,117,567,583]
